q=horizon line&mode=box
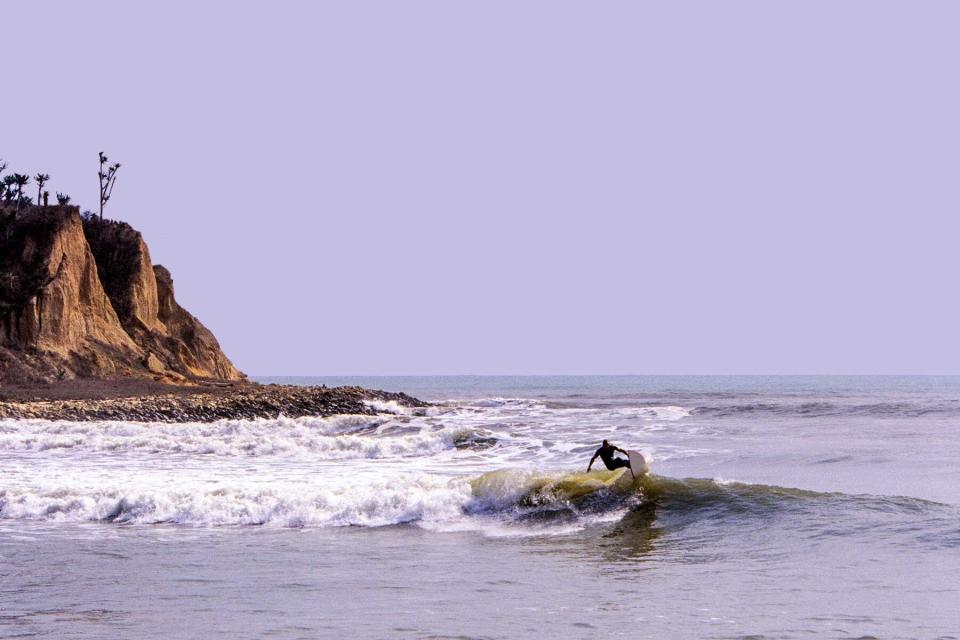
[249,373,960,378]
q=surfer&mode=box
[586,439,631,472]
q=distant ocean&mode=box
[2,376,958,638]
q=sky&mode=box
[3,1,959,375]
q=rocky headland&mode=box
[0,204,424,421]
[0,204,242,384]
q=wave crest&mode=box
[0,417,481,459]
[0,475,473,527]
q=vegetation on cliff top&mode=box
[0,151,132,310]
[0,150,121,219]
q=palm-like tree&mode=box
[34,173,50,206]
[12,174,30,214]
[56,192,71,205]
[98,152,121,220]
[2,175,17,202]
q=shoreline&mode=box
[0,382,427,422]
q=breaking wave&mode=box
[0,416,487,459]
[362,399,436,416]
[3,390,955,546]
[0,475,472,528]
[0,468,635,528]
[3,468,953,547]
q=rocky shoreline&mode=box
[0,384,428,422]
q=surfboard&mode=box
[627,450,649,478]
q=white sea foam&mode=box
[0,474,473,527]
[0,464,641,532]
[0,416,466,459]
[363,399,417,415]
[0,393,714,532]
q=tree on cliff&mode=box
[98,152,120,220]
[12,174,30,214]
[34,173,50,205]
[0,161,8,201]
[2,175,16,202]
[57,192,71,205]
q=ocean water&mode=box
[1,375,959,639]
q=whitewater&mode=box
[2,376,959,639]
[0,401,679,529]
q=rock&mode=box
[0,385,429,423]
[84,217,244,382]
[0,207,141,381]
[0,206,244,384]
[144,352,165,373]
[151,265,242,380]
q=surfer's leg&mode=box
[612,458,630,470]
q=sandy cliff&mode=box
[83,218,244,381]
[0,206,244,384]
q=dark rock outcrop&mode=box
[0,205,244,384]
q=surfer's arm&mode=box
[587,450,600,471]
[614,446,628,455]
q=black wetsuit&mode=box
[596,444,630,470]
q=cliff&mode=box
[82,218,244,381]
[0,205,244,385]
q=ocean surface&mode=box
[2,375,959,639]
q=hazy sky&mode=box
[4,2,959,375]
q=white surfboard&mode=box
[627,450,649,477]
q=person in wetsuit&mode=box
[587,439,631,471]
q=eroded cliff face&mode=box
[83,218,244,382]
[83,219,163,332]
[0,206,244,384]
[152,265,243,380]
